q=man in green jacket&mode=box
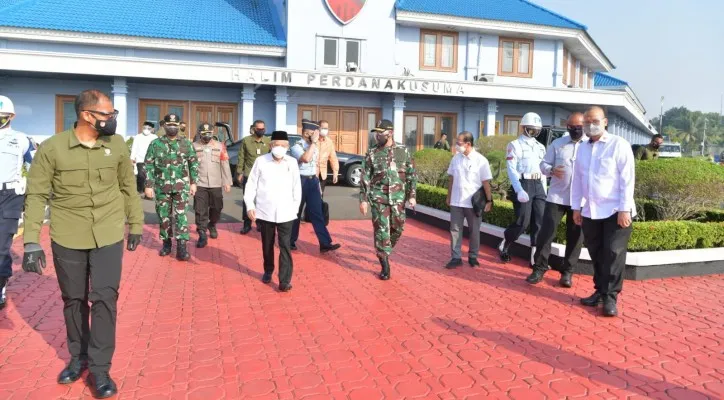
[634,134,664,160]
[236,119,270,234]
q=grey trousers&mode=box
[450,206,482,260]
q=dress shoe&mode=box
[159,239,173,256]
[320,243,341,253]
[603,298,618,317]
[208,226,218,239]
[468,258,480,268]
[279,283,293,292]
[580,292,604,307]
[176,240,191,261]
[196,231,208,249]
[526,268,546,284]
[88,372,117,399]
[256,224,261,232]
[261,273,272,284]
[498,240,511,263]
[57,358,87,384]
[290,243,297,251]
[378,256,390,280]
[445,258,462,269]
[240,224,252,235]
[559,271,573,288]
[0,277,7,310]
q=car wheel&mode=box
[345,164,363,187]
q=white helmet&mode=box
[0,95,15,115]
[521,112,542,138]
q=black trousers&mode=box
[259,219,294,285]
[194,186,223,231]
[319,178,327,197]
[504,179,546,246]
[533,202,583,272]
[52,240,123,375]
[582,214,632,299]
[0,189,23,278]
[135,163,146,193]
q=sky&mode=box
[533,0,724,118]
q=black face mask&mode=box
[201,133,213,143]
[0,116,10,130]
[651,143,661,149]
[93,116,117,136]
[165,126,179,137]
[255,129,265,137]
[567,125,584,140]
[375,133,389,146]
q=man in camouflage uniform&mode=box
[144,113,199,261]
[359,120,417,280]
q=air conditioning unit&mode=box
[346,62,358,72]
[473,74,495,82]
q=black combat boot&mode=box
[176,240,190,261]
[559,271,573,288]
[159,239,172,256]
[196,230,208,249]
[378,256,390,281]
[208,226,218,239]
[526,266,546,285]
[498,239,511,263]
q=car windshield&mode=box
[661,145,680,153]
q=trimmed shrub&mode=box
[413,149,453,188]
[476,135,512,155]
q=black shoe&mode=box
[256,224,261,232]
[0,277,7,310]
[378,256,390,280]
[196,231,208,249]
[468,258,480,268]
[159,239,173,256]
[262,273,272,284]
[445,258,463,269]
[320,243,341,253]
[498,240,511,263]
[176,240,190,261]
[580,292,604,307]
[603,297,618,317]
[279,283,293,292]
[559,271,573,288]
[57,358,87,384]
[88,372,117,399]
[208,226,218,239]
[240,224,252,235]
[290,243,297,251]
[526,268,546,284]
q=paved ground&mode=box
[1,220,723,399]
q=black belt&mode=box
[300,175,317,180]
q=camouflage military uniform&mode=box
[360,145,417,258]
[144,136,199,240]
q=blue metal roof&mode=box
[0,0,286,47]
[395,0,586,30]
[594,72,628,87]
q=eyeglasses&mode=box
[83,109,119,119]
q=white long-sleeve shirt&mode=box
[243,153,302,223]
[130,132,157,164]
[571,132,636,220]
[540,134,582,206]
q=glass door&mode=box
[404,115,419,153]
[422,115,437,148]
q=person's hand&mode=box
[360,202,368,216]
[126,234,141,251]
[517,190,529,203]
[552,165,566,179]
[223,185,231,193]
[573,210,582,226]
[618,211,632,228]
[132,160,136,164]
[408,198,416,208]
[144,188,154,199]
[237,174,244,183]
[190,184,197,196]
[247,209,256,222]
[312,130,320,144]
[22,243,46,275]
[484,201,492,213]
[332,174,338,184]
[446,197,451,207]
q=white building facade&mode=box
[0,0,655,153]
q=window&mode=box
[403,112,457,151]
[55,95,76,133]
[346,40,360,68]
[419,30,458,72]
[323,38,338,67]
[498,38,534,78]
[503,115,522,135]
[562,47,569,85]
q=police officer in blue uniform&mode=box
[0,95,34,309]
[498,112,547,266]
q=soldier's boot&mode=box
[176,240,191,261]
[378,256,390,281]
[196,230,208,249]
[159,239,173,257]
[498,239,512,263]
[526,265,546,285]
[208,226,218,239]
[559,271,573,288]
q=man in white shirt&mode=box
[571,106,636,317]
[244,130,302,293]
[526,112,585,288]
[130,121,157,195]
[445,132,493,268]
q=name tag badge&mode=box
[204,148,211,153]
[390,161,396,170]
[256,149,261,155]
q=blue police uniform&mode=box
[0,127,33,307]
[290,139,334,248]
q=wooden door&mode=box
[216,106,236,141]
[297,106,318,134]
[192,104,214,133]
[339,109,360,154]
[319,107,340,146]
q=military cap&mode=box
[301,119,319,131]
[271,131,289,141]
[372,119,394,132]
[163,113,180,125]
[198,122,214,133]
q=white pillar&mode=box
[393,94,405,144]
[275,86,288,133]
[574,60,581,88]
[485,100,497,136]
[553,40,564,87]
[241,84,255,138]
[112,77,128,137]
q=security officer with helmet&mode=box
[498,112,547,266]
[0,95,34,309]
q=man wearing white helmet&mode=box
[0,95,34,310]
[498,112,547,266]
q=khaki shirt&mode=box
[237,135,270,177]
[193,139,233,188]
[316,137,339,180]
[24,129,143,249]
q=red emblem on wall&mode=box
[325,0,366,25]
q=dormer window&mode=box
[498,37,534,78]
[419,29,458,72]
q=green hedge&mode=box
[416,183,724,251]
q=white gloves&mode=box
[517,190,530,203]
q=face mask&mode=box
[523,127,540,138]
[320,129,329,137]
[255,129,265,137]
[567,126,583,141]
[271,146,287,159]
[180,126,186,132]
[165,126,179,137]
[584,123,603,138]
[201,133,213,143]
[92,115,117,136]
[0,115,10,130]
[652,143,661,149]
[456,145,467,154]
[142,128,152,135]
[375,133,390,146]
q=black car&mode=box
[216,123,365,187]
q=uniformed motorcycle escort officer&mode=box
[359,120,417,280]
[193,122,232,248]
[498,112,547,266]
[237,119,270,234]
[22,89,143,399]
[144,113,199,261]
[0,95,34,309]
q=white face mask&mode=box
[271,146,287,159]
[456,145,467,154]
[584,123,604,138]
[320,128,329,137]
[142,128,152,135]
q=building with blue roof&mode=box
[0,0,655,159]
